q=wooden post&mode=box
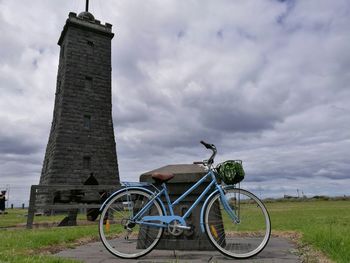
[26,186,37,229]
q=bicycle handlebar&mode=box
[199,141,217,165]
[200,140,213,149]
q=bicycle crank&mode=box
[167,219,191,236]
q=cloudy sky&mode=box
[0,0,349,205]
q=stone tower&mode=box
[39,11,119,188]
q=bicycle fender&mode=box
[200,185,237,232]
[200,187,220,232]
[99,186,167,216]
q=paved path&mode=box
[56,237,300,262]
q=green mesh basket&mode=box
[216,160,245,185]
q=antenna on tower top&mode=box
[85,0,89,12]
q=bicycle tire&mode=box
[204,187,271,259]
[99,188,164,259]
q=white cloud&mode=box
[0,0,350,205]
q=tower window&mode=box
[85,76,93,91]
[83,156,91,169]
[84,115,91,129]
[87,40,94,55]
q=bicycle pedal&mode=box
[176,225,192,230]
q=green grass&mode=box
[0,225,99,263]
[0,209,27,227]
[267,200,350,263]
[0,209,87,228]
[0,209,103,262]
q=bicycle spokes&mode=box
[99,189,164,259]
[205,188,271,258]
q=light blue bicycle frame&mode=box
[121,169,239,233]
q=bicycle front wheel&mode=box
[99,189,164,259]
[204,187,271,259]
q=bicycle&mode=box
[99,141,271,259]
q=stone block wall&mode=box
[39,12,119,189]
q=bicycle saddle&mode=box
[151,173,175,183]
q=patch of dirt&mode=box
[272,231,334,263]
[272,230,303,241]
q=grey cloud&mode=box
[1,0,350,206]
[198,105,281,134]
[0,136,41,155]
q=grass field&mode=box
[0,225,98,263]
[0,209,88,228]
[0,200,349,262]
[0,210,98,262]
[267,199,350,263]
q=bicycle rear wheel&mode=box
[99,189,164,259]
[204,187,271,258]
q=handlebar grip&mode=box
[200,140,212,149]
[193,161,204,165]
